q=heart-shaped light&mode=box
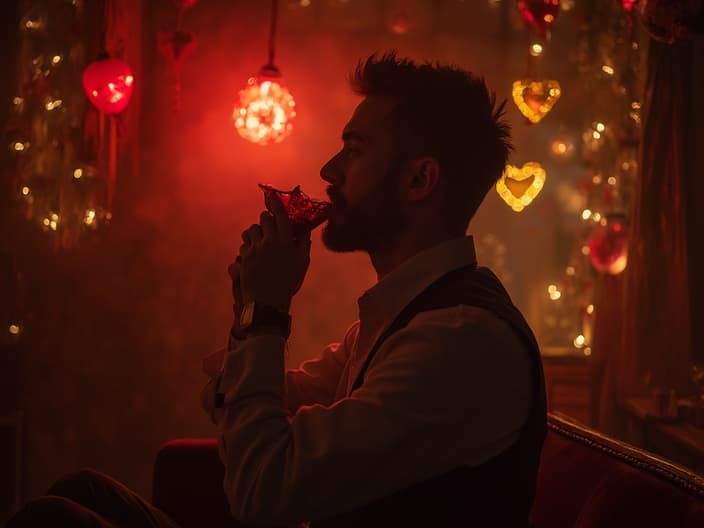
[512,80,561,124]
[496,162,546,212]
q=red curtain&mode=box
[598,39,695,432]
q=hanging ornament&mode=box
[82,54,135,114]
[233,0,297,145]
[586,215,629,274]
[622,0,638,12]
[516,0,560,40]
[496,162,546,212]
[158,30,197,113]
[512,79,561,123]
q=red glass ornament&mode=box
[82,56,134,115]
[622,0,638,12]
[233,67,296,145]
[258,184,331,235]
[587,218,629,275]
[516,0,560,39]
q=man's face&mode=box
[320,96,408,253]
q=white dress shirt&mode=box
[202,235,532,526]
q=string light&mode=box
[530,43,544,56]
[84,209,96,225]
[601,65,614,76]
[582,209,592,220]
[573,334,586,348]
[9,324,21,335]
[73,168,83,179]
[21,186,30,196]
[496,162,546,212]
[548,284,561,301]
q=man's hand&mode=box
[238,191,312,312]
[228,256,244,321]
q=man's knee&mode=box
[7,496,89,527]
[48,468,112,498]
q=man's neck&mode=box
[369,229,463,281]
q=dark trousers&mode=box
[6,469,181,528]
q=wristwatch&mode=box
[238,301,291,339]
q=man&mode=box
[7,53,545,528]
[204,52,546,526]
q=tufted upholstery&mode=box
[152,414,704,527]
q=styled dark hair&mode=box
[349,52,512,231]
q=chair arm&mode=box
[152,438,238,528]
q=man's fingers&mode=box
[265,191,293,239]
[260,210,276,239]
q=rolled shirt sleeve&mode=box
[215,305,532,526]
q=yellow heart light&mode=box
[496,162,546,212]
[512,80,561,124]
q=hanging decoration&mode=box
[6,0,139,249]
[512,79,561,124]
[233,0,297,145]
[158,0,198,113]
[496,162,546,212]
[82,54,135,115]
[158,31,196,113]
[586,216,629,275]
[516,0,561,40]
[622,0,638,12]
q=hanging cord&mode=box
[267,0,278,67]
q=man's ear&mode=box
[405,156,440,202]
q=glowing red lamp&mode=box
[233,65,296,146]
[587,218,629,275]
[82,55,135,115]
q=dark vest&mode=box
[311,264,547,528]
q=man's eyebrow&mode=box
[341,130,367,143]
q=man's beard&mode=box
[322,161,408,253]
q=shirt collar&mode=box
[357,235,477,325]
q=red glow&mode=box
[82,57,135,115]
[233,77,296,146]
[587,221,629,275]
[516,0,560,39]
[622,0,637,12]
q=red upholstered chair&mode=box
[152,414,704,528]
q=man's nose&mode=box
[320,156,337,184]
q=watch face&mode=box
[240,302,255,327]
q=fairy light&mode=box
[21,186,30,196]
[51,54,62,65]
[595,122,605,133]
[583,347,592,356]
[12,141,28,152]
[530,43,544,57]
[548,284,561,301]
[592,174,603,185]
[573,334,586,348]
[45,98,63,111]
[592,212,602,223]
[582,209,592,220]
[601,65,614,76]
[9,324,21,335]
[73,168,83,179]
[586,304,595,315]
[581,245,590,255]
[607,176,617,185]
[84,209,96,225]
[566,266,575,276]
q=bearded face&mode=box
[322,156,408,253]
[320,96,410,254]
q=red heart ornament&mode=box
[516,0,560,39]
